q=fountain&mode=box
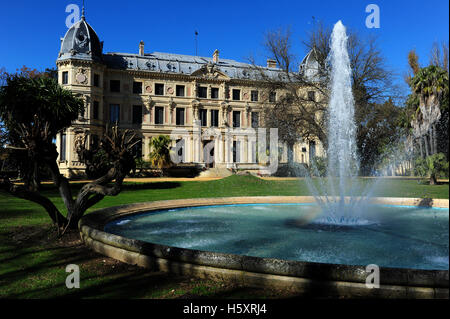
[79,21,449,297]
[304,21,375,226]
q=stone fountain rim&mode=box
[79,196,449,297]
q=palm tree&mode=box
[0,73,139,231]
[410,65,448,156]
[149,135,172,175]
[415,153,449,185]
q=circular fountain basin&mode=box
[79,196,449,298]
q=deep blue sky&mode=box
[1,0,448,94]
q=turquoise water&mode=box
[105,204,449,270]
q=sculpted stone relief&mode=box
[75,68,88,84]
[73,132,87,160]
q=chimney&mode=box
[213,49,219,63]
[267,59,277,68]
[139,40,145,56]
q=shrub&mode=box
[414,153,449,184]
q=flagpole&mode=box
[195,31,198,56]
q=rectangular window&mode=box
[233,111,241,128]
[133,81,142,94]
[176,85,185,97]
[132,105,142,124]
[232,89,240,101]
[198,86,207,98]
[251,112,259,128]
[62,71,68,84]
[269,91,276,102]
[200,109,207,126]
[155,106,164,124]
[60,133,66,161]
[93,74,100,87]
[210,109,219,127]
[155,83,164,95]
[308,91,316,101]
[110,80,120,92]
[211,87,219,99]
[93,101,99,120]
[176,108,185,125]
[110,104,120,123]
[251,90,258,102]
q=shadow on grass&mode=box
[1,226,275,299]
[122,182,181,191]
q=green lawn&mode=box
[0,175,448,298]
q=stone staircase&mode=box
[198,167,233,178]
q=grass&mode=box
[0,175,448,298]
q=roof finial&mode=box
[81,0,85,20]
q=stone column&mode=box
[193,119,201,163]
[248,134,256,163]
[143,135,150,160]
[185,134,192,163]
[207,107,211,127]
[242,136,248,164]
[147,96,154,124]
[224,129,232,164]
[217,134,224,164]
[214,137,220,165]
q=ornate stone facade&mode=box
[55,15,323,177]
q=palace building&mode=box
[55,12,324,177]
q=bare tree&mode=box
[430,41,449,73]
[249,22,398,173]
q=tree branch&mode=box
[0,177,67,227]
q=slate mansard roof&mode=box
[57,17,318,81]
[58,17,103,62]
[102,52,284,80]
